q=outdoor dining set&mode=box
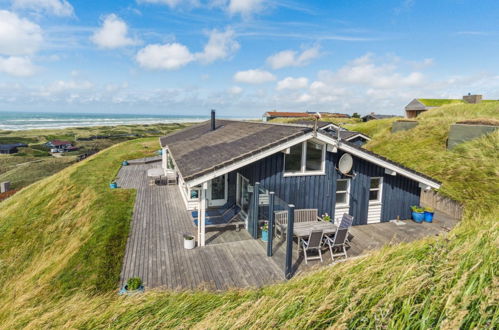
[274,209,354,264]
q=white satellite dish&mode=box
[338,153,353,174]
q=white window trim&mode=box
[335,178,351,207]
[283,140,326,177]
[369,177,383,205]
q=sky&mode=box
[0,0,499,117]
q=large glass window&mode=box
[369,177,382,202]
[284,141,325,175]
[306,141,323,171]
[167,153,175,170]
[335,179,350,206]
[284,144,303,172]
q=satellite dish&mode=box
[338,153,353,174]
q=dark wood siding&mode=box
[226,144,421,225]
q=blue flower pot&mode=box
[110,182,118,189]
[156,150,163,155]
[261,230,268,242]
[424,211,434,223]
[122,160,129,166]
[412,211,424,223]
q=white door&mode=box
[367,177,383,223]
[207,175,228,207]
[334,179,351,223]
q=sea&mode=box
[0,111,237,131]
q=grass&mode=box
[0,104,497,328]
[417,98,464,107]
[0,123,186,190]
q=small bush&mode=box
[126,277,142,291]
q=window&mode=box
[369,177,382,203]
[335,179,350,206]
[190,189,199,200]
[284,141,325,175]
[284,144,303,173]
[166,153,175,170]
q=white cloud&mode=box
[196,28,239,64]
[136,43,194,70]
[228,86,242,94]
[233,69,276,84]
[266,45,320,70]
[41,80,94,94]
[228,0,264,16]
[91,14,137,49]
[276,77,308,90]
[0,10,43,56]
[136,26,238,70]
[0,56,36,76]
[12,0,74,17]
[319,53,424,89]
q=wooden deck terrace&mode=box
[117,162,284,290]
[117,161,459,290]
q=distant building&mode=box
[262,111,350,122]
[404,94,491,118]
[46,140,77,153]
[0,143,28,154]
[361,113,400,122]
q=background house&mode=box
[404,94,492,118]
[361,113,400,122]
[0,143,28,154]
[263,111,350,122]
[46,140,77,153]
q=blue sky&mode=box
[0,0,498,117]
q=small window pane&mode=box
[285,143,303,172]
[337,179,348,191]
[305,141,323,171]
[336,192,347,205]
[369,190,379,201]
[370,178,380,189]
[190,189,199,199]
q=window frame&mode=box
[369,177,383,204]
[283,140,326,177]
[335,178,351,207]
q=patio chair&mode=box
[301,229,324,264]
[323,227,349,262]
[337,213,354,228]
[336,213,354,246]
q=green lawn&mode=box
[0,104,497,328]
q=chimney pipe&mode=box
[211,109,216,131]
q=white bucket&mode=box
[183,236,196,249]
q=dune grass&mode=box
[0,104,497,328]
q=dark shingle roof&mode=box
[160,120,311,181]
[0,143,27,151]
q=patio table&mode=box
[282,221,337,254]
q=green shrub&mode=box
[126,277,142,290]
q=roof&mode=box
[264,112,312,118]
[320,131,441,185]
[291,120,369,141]
[160,120,311,181]
[0,143,27,150]
[417,99,464,107]
[362,114,400,120]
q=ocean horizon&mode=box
[0,111,253,131]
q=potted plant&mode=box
[322,213,331,222]
[119,277,144,295]
[109,181,118,189]
[122,160,129,166]
[183,234,196,249]
[424,207,434,223]
[411,205,424,223]
[260,222,269,242]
